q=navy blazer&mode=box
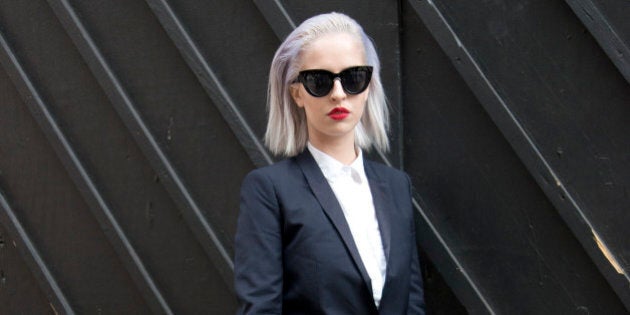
[234,150,425,314]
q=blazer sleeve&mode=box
[406,174,426,315]
[234,170,283,314]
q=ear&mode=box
[290,84,304,108]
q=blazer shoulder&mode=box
[242,157,301,186]
[364,159,411,183]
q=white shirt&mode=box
[307,143,387,307]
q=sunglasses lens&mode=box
[302,72,333,97]
[297,66,372,97]
[341,67,371,94]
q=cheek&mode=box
[291,85,307,108]
[302,101,321,120]
[356,95,369,114]
[305,96,327,111]
[358,87,369,105]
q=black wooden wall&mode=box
[0,0,628,314]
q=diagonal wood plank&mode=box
[0,25,173,315]
[565,0,630,83]
[44,0,235,294]
[409,0,630,311]
[0,188,74,314]
[144,0,273,168]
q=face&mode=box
[291,32,369,148]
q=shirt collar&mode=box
[307,142,366,184]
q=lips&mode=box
[328,107,350,121]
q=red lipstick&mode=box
[328,107,350,121]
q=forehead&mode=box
[299,32,366,72]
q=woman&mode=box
[235,12,425,314]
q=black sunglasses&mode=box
[295,66,373,97]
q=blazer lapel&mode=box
[364,161,392,266]
[365,160,400,310]
[296,150,374,295]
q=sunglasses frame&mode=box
[295,66,373,97]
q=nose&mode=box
[329,78,347,101]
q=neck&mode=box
[309,136,357,165]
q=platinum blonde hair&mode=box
[264,12,389,157]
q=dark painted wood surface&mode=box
[0,0,628,313]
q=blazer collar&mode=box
[296,150,393,296]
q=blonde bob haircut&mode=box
[264,12,390,157]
